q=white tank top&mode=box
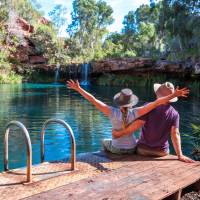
[109,106,138,149]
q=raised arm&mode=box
[136,87,189,117]
[170,126,195,163]
[112,119,145,139]
[67,80,111,117]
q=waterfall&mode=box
[54,63,60,83]
[80,63,90,85]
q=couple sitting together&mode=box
[67,80,194,163]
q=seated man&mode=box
[112,82,194,163]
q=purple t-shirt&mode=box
[138,104,179,152]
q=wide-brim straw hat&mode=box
[154,82,178,102]
[113,88,139,107]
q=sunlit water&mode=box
[0,83,199,171]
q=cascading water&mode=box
[80,63,90,86]
[54,63,60,83]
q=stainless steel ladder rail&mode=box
[41,119,76,170]
[4,121,32,183]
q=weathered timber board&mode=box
[24,154,200,200]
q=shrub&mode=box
[0,71,22,84]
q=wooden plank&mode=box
[25,158,199,200]
[70,158,183,199]
[105,162,199,200]
[24,160,177,200]
[0,154,178,200]
[144,165,200,199]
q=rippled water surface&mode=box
[0,83,199,171]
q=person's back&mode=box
[110,107,138,149]
[112,82,194,162]
[138,104,179,153]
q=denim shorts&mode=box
[102,139,136,155]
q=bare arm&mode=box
[112,119,145,139]
[136,87,189,117]
[171,126,195,163]
[67,80,111,117]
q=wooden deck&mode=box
[0,152,200,200]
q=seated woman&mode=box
[67,80,189,154]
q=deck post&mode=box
[174,189,182,200]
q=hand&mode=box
[67,79,80,91]
[178,155,195,163]
[112,129,121,139]
[174,87,190,98]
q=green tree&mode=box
[67,0,114,62]
[48,4,67,34]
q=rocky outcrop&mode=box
[91,58,154,74]
[13,46,29,63]
[29,56,47,64]
[155,60,200,75]
[7,16,48,68]
[91,58,200,76]
[16,17,34,33]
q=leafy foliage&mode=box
[118,0,200,60]
[190,124,200,160]
[67,0,114,62]
[0,0,200,83]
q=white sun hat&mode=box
[153,82,178,102]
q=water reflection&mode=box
[0,83,199,171]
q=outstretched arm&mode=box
[67,80,111,117]
[136,87,189,117]
[171,126,195,163]
[112,119,145,138]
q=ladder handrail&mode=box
[41,119,76,170]
[4,121,32,183]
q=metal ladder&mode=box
[4,121,32,183]
[3,119,76,183]
[40,119,76,170]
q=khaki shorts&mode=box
[136,146,169,157]
[102,139,136,155]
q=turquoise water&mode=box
[0,83,199,171]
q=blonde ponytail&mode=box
[121,107,128,129]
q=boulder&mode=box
[29,56,47,64]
